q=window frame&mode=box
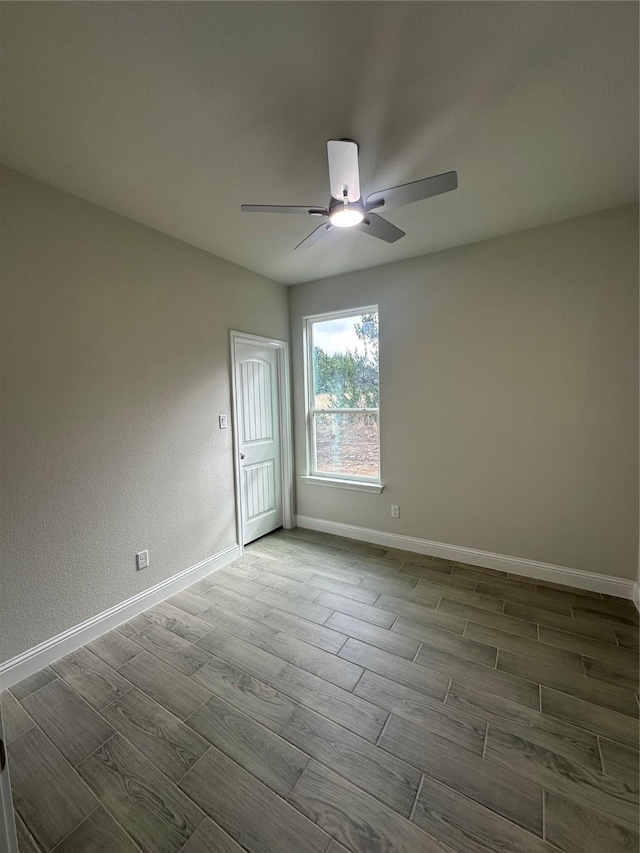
[303,306,381,489]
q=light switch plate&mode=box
[219,414,228,429]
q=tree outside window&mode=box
[306,309,380,482]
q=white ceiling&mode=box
[1,2,638,285]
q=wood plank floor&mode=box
[4,528,639,853]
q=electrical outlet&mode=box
[219,414,228,429]
[391,505,400,518]
[136,550,149,571]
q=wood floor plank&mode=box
[77,733,204,853]
[325,611,420,659]
[484,726,639,832]
[572,605,638,628]
[255,588,334,624]
[451,564,510,583]
[339,638,450,699]
[194,603,279,647]
[15,813,41,853]
[306,573,380,603]
[132,623,213,676]
[50,648,131,711]
[253,570,321,601]
[54,806,139,853]
[192,656,296,732]
[22,679,114,766]
[246,536,299,556]
[220,564,264,580]
[438,598,538,638]
[249,556,319,583]
[538,625,639,668]
[288,758,452,853]
[599,738,640,787]
[582,655,639,693]
[503,602,618,643]
[85,630,142,669]
[497,650,639,716]
[376,595,469,634]
[186,694,309,797]
[179,746,328,853]
[313,591,397,628]
[387,548,454,571]
[416,645,540,709]
[544,791,639,853]
[195,627,287,681]
[394,618,497,666]
[354,670,486,754]
[378,715,543,835]
[117,651,211,720]
[535,586,629,616]
[101,687,209,782]
[541,687,639,749]
[413,773,557,853]
[2,688,34,743]
[261,607,348,653]
[280,706,420,817]
[144,601,213,643]
[187,575,218,595]
[614,625,639,650]
[417,581,505,613]
[474,581,571,615]
[10,666,57,702]
[271,663,388,743]
[9,727,97,852]
[207,572,268,598]
[357,573,419,596]
[200,585,273,620]
[180,817,246,853]
[332,537,389,559]
[116,613,151,639]
[445,681,601,769]
[464,622,584,672]
[261,630,364,690]
[399,563,476,588]
[168,589,212,616]
[198,614,363,690]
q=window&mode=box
[305,307,380,487]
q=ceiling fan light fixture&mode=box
[329,203,364,228]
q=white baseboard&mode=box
[0,543,240,691]
[295,516,636,600]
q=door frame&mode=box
[230,331,294,552]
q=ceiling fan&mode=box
[241,139,458,250]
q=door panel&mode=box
[235,343,282,545]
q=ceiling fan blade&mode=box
[327,140,361,203]
[294,222,334,251]
[357,213,405,243]
[366,170,458,213]
[241,204,327,215]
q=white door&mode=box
[235,341,283,545]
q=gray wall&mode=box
[1,168,289,662]
[289,204,639,580]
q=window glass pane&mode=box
[314,412,379,479]
[312,313,379,409]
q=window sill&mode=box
[301,475,383,494]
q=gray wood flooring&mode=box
[5,527,639,852]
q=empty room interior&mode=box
[1,3,639,853]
